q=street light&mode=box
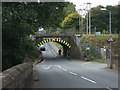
[100,8,112,69]
[100,8,112,34]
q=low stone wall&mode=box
[0,62,33,89]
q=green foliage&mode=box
[87,54,96,60]
[63,2,76,16]
[90,5,119,34]
[60,12,79,29]
[87,53,107,63]
[80,34,118,48]
[64,3,76,11]
[81,34,118,62]
[102,29,108,34]
[2,2,68,71]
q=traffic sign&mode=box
[52,37,56,41]
[107,36,115,42]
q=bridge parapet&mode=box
[0,60,33,89]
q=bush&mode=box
[87,54,96,61]
[2,37,39,71]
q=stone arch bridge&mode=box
[35,35,81,59]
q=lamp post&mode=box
[100,8,112,69]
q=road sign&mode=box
[52,37,56,41]
[95,32,101,36]
[107,36,115,42]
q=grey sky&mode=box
[66,0,120,10]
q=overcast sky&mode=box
[66,0,120,10]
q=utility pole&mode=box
[85,4,89,35]
[109,10,112,69]
[78,7,85,34]
[88,3,92,34]
[86,11,89,35]
[84,2,92,35]
[79,9,84,34]
[83,3,88,35]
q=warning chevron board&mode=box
[37,38,71,48]
[107,36,115,42]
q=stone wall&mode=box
[0,62,33,89]
[70,35,81,59]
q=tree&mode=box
[88,5,119,34]
[2,2,69,71]
[60,12,80,29]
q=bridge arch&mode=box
[37,39,72,57]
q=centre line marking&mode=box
[57,65,62,68]
[62,69,68,71]
[81,76,97,84]
[69,71,77,75]
[44,67,50,70]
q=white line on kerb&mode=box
[106,87,113,90]
[81,76,97,84]
[69,71,77,75]
[62,69,68,71]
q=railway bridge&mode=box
[35,34,81,59]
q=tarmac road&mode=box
[32,42,118,90]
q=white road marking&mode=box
[82,62,90,65]
[57,65,62,68]
[81,76,97,84]
[52,50,57,55]
[44,67,50,70]
[85,62,91,64]
[106,87,113,90]
[69,71,77,75]
[62,69,68,71]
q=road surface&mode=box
[32,42,118,89]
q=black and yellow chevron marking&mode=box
[37,39,71,48]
